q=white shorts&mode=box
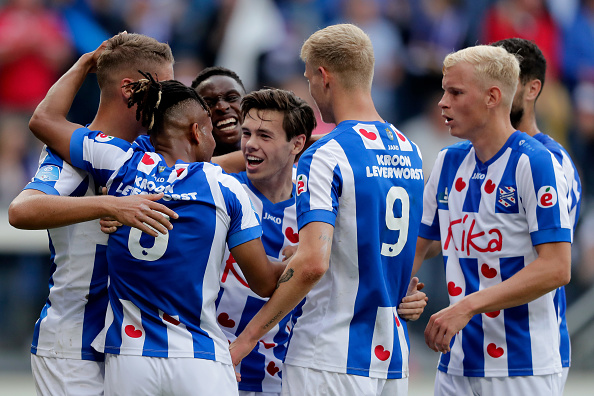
[30,354,104,396]
[281,364,408,396]
[434,370,565,396]
[104,354,238,396]
[239,392,280,396]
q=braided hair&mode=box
[125,71,211,133]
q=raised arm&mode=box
[29,42,107,163]
[229,221,332,366]
[211,150,245,174]
[9,189,178,237]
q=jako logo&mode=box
[537,186,557,208]
[297,174,308,196]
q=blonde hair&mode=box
[443,45,520,107]
[300,24,374,91]
[96,33,174,90]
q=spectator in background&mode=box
[561,0,594,91]
[481,0,561,79]
[0,0,73,112]
[337,0,405,122]
[0,114,37,207]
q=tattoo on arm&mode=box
[276,268,294,289]
[263,311,284,330]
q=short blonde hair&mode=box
[443,45,520,107]
[300,24,374,91]
[97,33,174,90]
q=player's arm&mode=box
[229,221,332,366]
[9,189,177,237]
[425,241,570,353]
[412,236,441,276]
[28,41,107,163]
[230,238,286,298]
[212,150,245,174]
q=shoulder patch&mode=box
[34,165,60,182]
[296,174,308,196]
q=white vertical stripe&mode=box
[119,299,145,353]
[369,307,395,378]
[158,310,194,357]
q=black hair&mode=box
[125,71,210,133]
[492,38,546,88]
[190,66,246,92]
[241,88,316,142]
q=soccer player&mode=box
[492,37,582,391]
[415,45,572,395]
[30,73,286,395]
[8,33,177,396]
[192,66,247,156]
[230,24,425,396]
[216,88,315,395]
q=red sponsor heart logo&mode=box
[259,340,275,349]
[176,168,185,177]
[141,153,155,165]
[455,177,466,192]
[396,130,406,142]
[447,281,462,296]
[359,128,377,141]
[266,361,280,376]
[487,343,504,358]
[217,313,236,328]
[163,313,180,326]
[374,345,391,361]
[481,264,497,279]
[285,227,299,243]
[484,179,495,194]
[124,324,142,338]
[485,311,500,318]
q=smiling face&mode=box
[195,75,244,154]
[438,62,489,141]
[241,108,300,186]
[193,104,216,163]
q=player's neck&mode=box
[89,102,142,143]
[250,167,294,204]
[472,115,516,164]
[332,89,383,125]
[516,113,541,137]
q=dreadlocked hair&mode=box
[125,71,211,132]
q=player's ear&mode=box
[121,78,135,101]
[485,85,502,108]
[526,79,542,101]
[291,134,307,155]
[319,66,331,89]
[190,122,201,144]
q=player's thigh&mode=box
[281,364,407,396]
[434,371,473,396]
[105,354,238,396]
[239,392,280,396]
[163,357,238,396]
[480,373,564,396]
[31,354,104,396]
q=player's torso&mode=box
[30,149,108,361]
[216,173,297,392]
[288,121,424,378]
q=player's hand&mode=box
[100,217,122,234]
[424,301,473,354]
[87,31,126,73]
[106,192,178,237]
[397,277,428,321]
[229,336,258,382]
[282,245,298,261]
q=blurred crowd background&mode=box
[1,0,594,379]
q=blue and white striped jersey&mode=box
[216,172,297,393]
[533,132,582,369]
[68,128,261,363]
[26,146,108,362]
[287,120,424,379]
[419,131,572,377]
